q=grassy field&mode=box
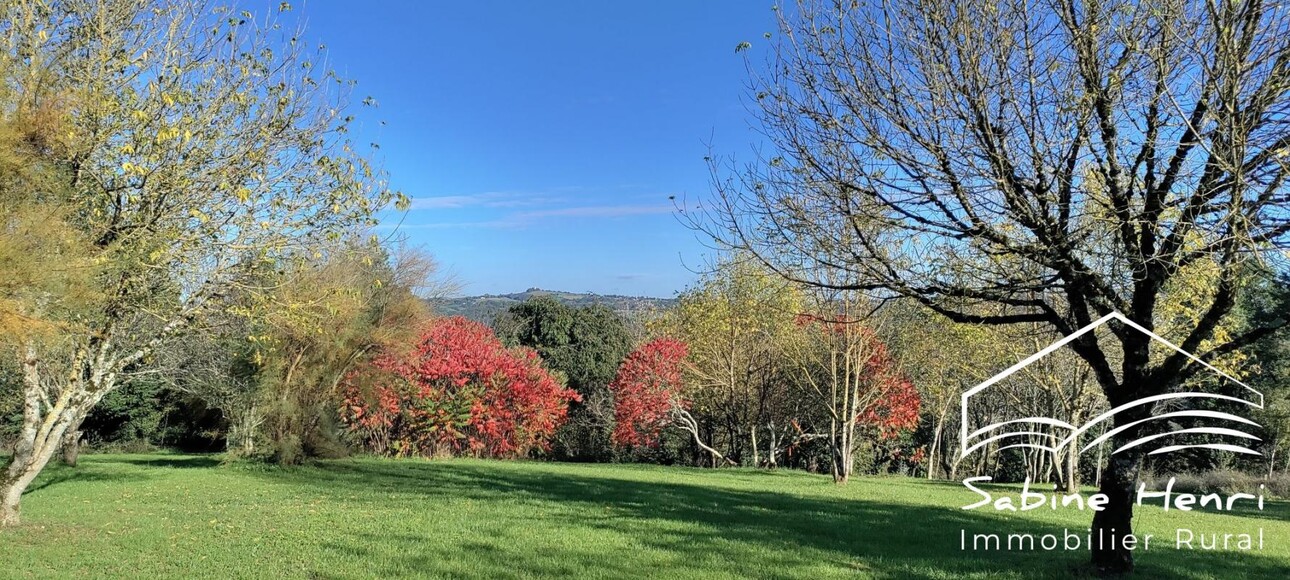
[1,455,1287,579]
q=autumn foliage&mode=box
[609,338,688,448]
[794,313,921,438]
[852,339,920,439]
[341,316,580,457]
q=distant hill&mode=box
[430,288,676,324]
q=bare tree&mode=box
[693,0,1290,572]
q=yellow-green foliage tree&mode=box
[250,244,437,464]
[159,242,437,464]
[0,80,100,342]
[0,0,403,525]
[653,256,803,466]
[883,303,1010,481]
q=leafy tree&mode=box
[78,382,222,454]
[610,338,682,448]
[151,242,437,463]
[695,0,1290,571]
[499,297,632,395]
[1244,276,1290,475]
[251,244,436,464]
[610,337,734,464]
[1,0,401,525]
[342,317,580,458]
[654,257,803,466]
[883,303,1010,481]
[76,379,171,457]
[496,296,633,460]
[782,295,920,483]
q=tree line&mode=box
[5,2,1290,577]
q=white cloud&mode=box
[407,190,566,210]
[511,204,673,220]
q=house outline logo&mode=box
[959,312,1265,461]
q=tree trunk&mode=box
[60,419,83,467]
[751,425,759,468]
[1,475,23,526]
[834,422,854,484]
[2,417,70,527]
[928,407,947,480]
[1,444,58,527]
[1063,440,1080,493]
[1094,431,1105,485]
[2,342,117,527]
[60,431,80,467]
[1090,413,1146,575]
[2,411,84,526]
[833,441,850,483]
[766,421,780,469]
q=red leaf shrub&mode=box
[609,337,688,448]
[341,316,580,457]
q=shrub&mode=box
[341,317,580,458]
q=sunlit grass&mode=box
[2,454,1287,578]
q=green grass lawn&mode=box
[2,455,1288,579]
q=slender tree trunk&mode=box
[828,416,840,481]
[928,407,948,480]
[1094,427,1105,485]
[766,421,779,469]
[751,425,759,468]
[832,436,849,483]
[835,419,855,483]
[1063,439,1080,493]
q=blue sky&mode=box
[299,1,777,297]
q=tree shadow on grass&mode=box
[104,455,222,469]
[23,468,148,494]
[258,461,1289,579]
[19,454,218,496]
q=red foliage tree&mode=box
[852,336,921,439]
[341,316,580,457]
[792,313,920,438]
[609,338,688,448]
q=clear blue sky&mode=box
[299,1,777,297]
